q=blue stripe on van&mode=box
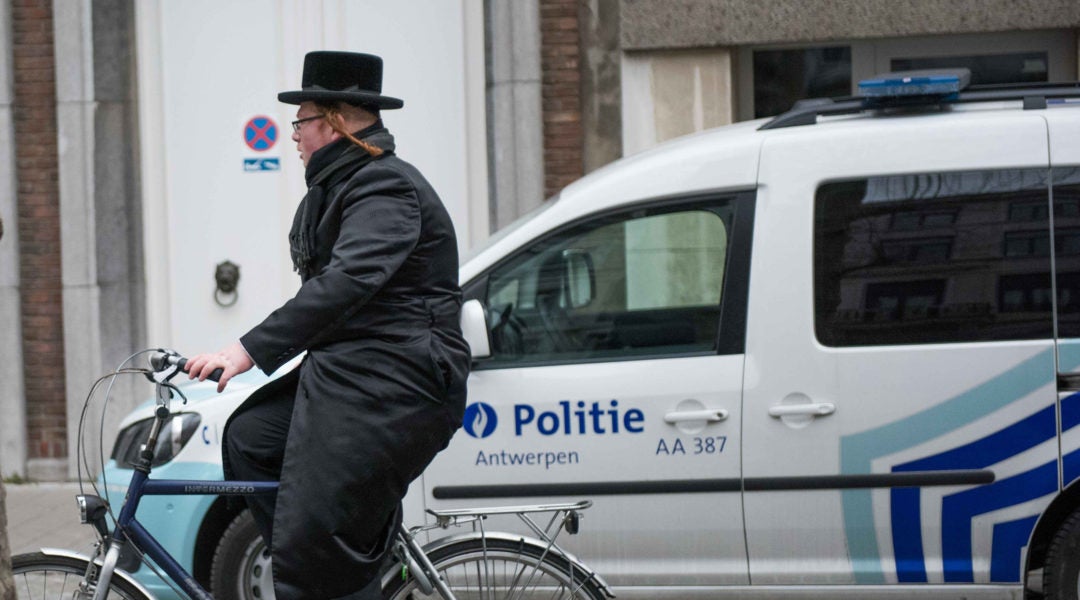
[890,487,928,582]
[839,347,1056,584]
[940,461,1056,581]
[889,404,1055,582]
[991,516,1040,582]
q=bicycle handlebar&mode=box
[150,351,223,383]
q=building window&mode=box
[891,52,1048,85]
[751,47,851,119]
[864,280,945,322]
[881,239,953,264]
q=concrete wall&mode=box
[621,0,1080,49]
[0,0,27,478]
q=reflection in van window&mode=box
[1053,167,1080,337]
[483,206,730,364]
[815,168,1052,346]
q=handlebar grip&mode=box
[176,357,223,383]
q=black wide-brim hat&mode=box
[278,51,404,110]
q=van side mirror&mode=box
[562,249,595,309]
[460,299,491,359]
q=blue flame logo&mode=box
[463,402,498,439]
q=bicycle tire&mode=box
[211,509,274,600]
[381,537,607,600]
[11,551,151,600]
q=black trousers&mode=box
[224,369,382,600]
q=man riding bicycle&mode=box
[185,51,470,599]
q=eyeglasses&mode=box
[291,115,324,133]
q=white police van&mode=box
[104,70,1080,599]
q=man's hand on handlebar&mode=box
[185,341,255,393]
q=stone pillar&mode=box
[53,0,143,480]
[485,0,544,231]
[579,0,622,173]
[0,0,27,479]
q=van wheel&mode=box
[1045,508,1080,600]
[211,510,275,600]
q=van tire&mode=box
[1045,507,1080,600]
[211,509,274,600]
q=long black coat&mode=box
[227,127,469,598]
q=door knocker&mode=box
[214,260,240,307]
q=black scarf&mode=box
[288,121,395,279]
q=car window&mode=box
[815,168,1053,346]
[480,202,734,365]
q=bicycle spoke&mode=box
[13,557,146,600]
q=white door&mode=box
[744,112,1056,586]
[424,193,755,587]
[136,0,485,354]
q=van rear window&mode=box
[814,168,1056,346]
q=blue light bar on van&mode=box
[858,69,971,99]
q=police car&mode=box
[104,69,1080,599]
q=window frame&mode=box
[462,190,757,370]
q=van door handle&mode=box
[664,409,729,423]
[768,403,836,418]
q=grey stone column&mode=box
[485,0,545,231]
[580,0,622,173]
[0,0,28,478]
[53,0,143,480]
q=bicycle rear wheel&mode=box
[12,552,151,600]
[382,537,607,600]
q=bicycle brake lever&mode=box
[168,383,188,405]
[154,381,188,407]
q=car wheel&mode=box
[211,510,275,600]
[1045,507,1080,600]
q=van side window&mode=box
[481,202,734,365]
[1053,167,1080,337]
[815,168,1052,346]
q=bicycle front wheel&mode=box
[383,537,608,600]
[12,552,151,600]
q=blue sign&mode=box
[243,158,280,172]
[243,116,278,151]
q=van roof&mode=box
[760,69,1080,130]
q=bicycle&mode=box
[11,349,612,600]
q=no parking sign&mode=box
[242,115,280,172]
[243,115,278,151]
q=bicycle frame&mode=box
[79,351,608,600]
[83,350,282,600]
[95,470,277,600]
